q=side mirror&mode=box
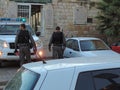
[36,32,41,37]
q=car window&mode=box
[93,69,120,90]
[75,68,120,90]
[116,42,120,46]
[5,67,40,90]
[80,40,109,51]
[72,40,79,51]
[66,39,74,49]
[66,39,79,51]
[0,25,34,35]
[75,72,94,90]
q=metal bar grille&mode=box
[17,5,29,18]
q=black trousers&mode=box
[19,46,31,66]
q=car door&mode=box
[111,41,120,53]
[63,39,81,58]
[70,68,95,90]
[70,67,120,90]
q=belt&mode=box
[19,43,29,46]
[53,44,62,46]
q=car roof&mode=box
[23,55,120,74]
[67,37,100,41]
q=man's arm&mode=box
[15,30,19,52]
[62,33,66,47]
[48,33,54,51]
[29,32,37,53]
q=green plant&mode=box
[96,0,120,38]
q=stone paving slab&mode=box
[0,67,18,83]
[0,67,18,90]
[0,48,52,89]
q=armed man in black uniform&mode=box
[14,24,37,66]
[49,26,66,59]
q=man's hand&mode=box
[33,47,37,54]
[14,49,19,55]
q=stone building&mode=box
[0,0,101,47]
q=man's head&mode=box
[20,24,26,30]
[56,26,60,32]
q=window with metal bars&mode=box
[17,5,29,18]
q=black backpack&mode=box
[18,30,30,44]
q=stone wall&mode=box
[44,0,100,47]
[0,0,6,17]
[0,0,102,47]
[7,1,17,18]
[0,0,17,18]
[48,0,99,36]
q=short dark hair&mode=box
[20,24,26,29]
[56,26,60,30]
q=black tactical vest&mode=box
[18,30,30,44]
[52,32,63,44]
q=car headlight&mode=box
[38,51,43,56]
[3,42,8,48]
[0,40,8,48]
[35,40,43,47]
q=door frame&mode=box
[17,3,45,35]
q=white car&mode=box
[64,37,119,58]
[0,18,43,66]
[4,56,120,90]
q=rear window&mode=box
[80,40,109,51]
[5,67,40,90]
[75,68,120,90]
[0,24,34,35]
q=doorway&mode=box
[17,3,45,35]
[31,5,41,32]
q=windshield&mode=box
[80,40,110,51]
[5,67,40,90]
[0,24,34,35]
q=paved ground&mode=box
[0,67,18,82]
[0,63,19,82]
[0,48,52,90]
[0,62,19,90]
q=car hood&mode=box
[0,35,39,43]
[81,50,119,57]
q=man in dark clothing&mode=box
[49,26,66,59]
[14,24,37,66]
